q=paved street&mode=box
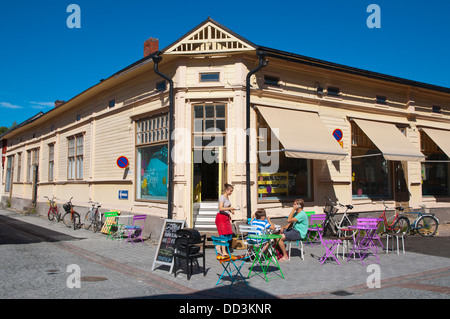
[0,208,449,301]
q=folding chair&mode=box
[347,218,380,265]
[211,236,248,288]
[102,211,119,240]
[317,227,342,265]
[306,215,326,246]
[123,215,146,245]
[238,224,258,259]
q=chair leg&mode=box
[173,256,177,277]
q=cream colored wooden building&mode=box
[2,18,450,235]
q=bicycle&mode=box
[45,196,61,222]
[61,197,81,230]
[323,197,359,237]
[376,200,410,235]
[403,205,439,237]
[83,200,102,232]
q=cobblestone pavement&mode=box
[0,209,449,300]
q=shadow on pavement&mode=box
[0,214,83,245]
[404,236,450,258]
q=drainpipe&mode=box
[152,51,174,220]
[245,51,269,219]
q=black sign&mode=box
[151,219,185,272]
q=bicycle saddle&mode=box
[395,206,405,211]
[346,205,354,210]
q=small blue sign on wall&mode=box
[118,190,129,200]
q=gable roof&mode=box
[163,17,256,55]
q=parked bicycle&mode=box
[403,205,439,237]
[376,200,410,235]
[323,197,359,237]
[83,200,102,232]
[45,196,61,222]
[62,197,81,230]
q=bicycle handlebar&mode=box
[325,196,353,210]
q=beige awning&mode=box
[353,119,425,162]
[421,127,450,158]
[256,106,347,161]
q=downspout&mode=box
[245,51,269,219]
[152,51,174,220]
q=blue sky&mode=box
[0,0,449,128]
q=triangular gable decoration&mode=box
[164,21,255,55]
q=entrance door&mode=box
[193,148,224,202]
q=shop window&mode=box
[421,131,449,196]
[136,113,169,201]
[257,114,312,201]
[351,123,392,198]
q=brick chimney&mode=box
[144,38,159,58]
[55,100,65,108]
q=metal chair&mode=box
[211,236,248,288]
[123,215,146,245]
[173,229,206,280]
[102,211,119,240]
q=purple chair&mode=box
[307,215,326,246]
[123,215,147,245]
[316,221,342,266]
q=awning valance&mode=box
[256,106,347,161]
[353,119,425,162]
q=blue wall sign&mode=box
[118,190,129,200]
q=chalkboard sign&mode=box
[151,219,185,273]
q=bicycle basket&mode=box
[324,203,338,216]
[63,203,71,213]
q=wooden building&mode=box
[2,18,450,236]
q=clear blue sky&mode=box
[1,0,449,128]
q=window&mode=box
[193,104,226,148]
[351,122,391,198]
[199,72,220,82]
[109,99,116,108]
[76,114,81,121]
[376,95,387,105]
[156,81,166,92]
[257,114,312,201]
[5,156,13,192]
[48,144,54,181]
[432,105,442,114]
[27,149,39,182]
[17,153,22,182]
[421,131,449,196]
[67,135,83,180]
[136,113,169,201]
[327,87,340,97]
[264,75,280,87]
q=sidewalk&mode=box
[1,209,449,299]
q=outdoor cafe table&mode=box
[347,219,382,265]
[247,234,285,282]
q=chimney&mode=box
[144,38,159,58]
[55,100,65,108]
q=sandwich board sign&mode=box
[151,219,185,273]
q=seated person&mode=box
[248,209,275,252]
[277,199,309,261]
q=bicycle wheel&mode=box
[416,215,438,237]
[392,216,410,234]
[62,213,73,227]
[48,208,55,221]
[93,212,101,233]
[83,212,92,230]
[73,212,81,230]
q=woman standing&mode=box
[215,183,236,257]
